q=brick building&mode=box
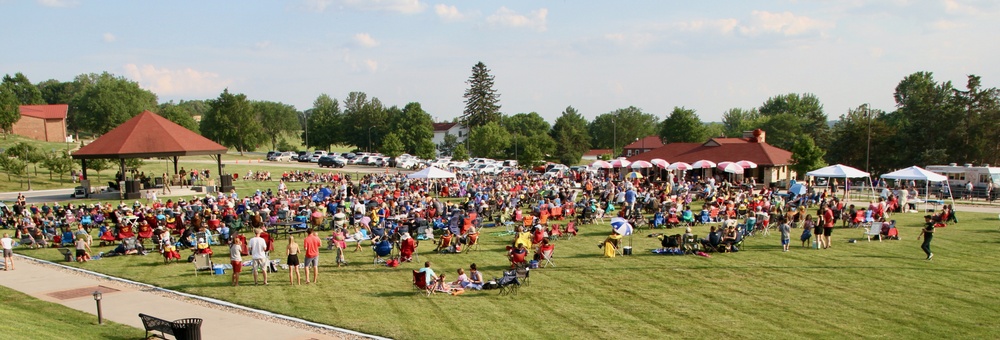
[12,104,68,142]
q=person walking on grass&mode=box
[248,228,269,285]
[286,236,301,285]
[2,233,14,270]
[303,228,321,284]
[229,237,243,286]
[918,215,936,261]
[821,202,835,249]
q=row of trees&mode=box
[3,66,998,175]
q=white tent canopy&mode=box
[880,166,947,182]
[406,166,456,179]
[806,164,870,178]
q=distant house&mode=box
[627,130,796,185]
[12,104,68,142]
[622,135,664,157]
[582,149,613,161]
[432,122,468,153]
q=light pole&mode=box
[368,126,375,153]
[612,116,617,158]
[92,291,103,324]
[865,103,872,174]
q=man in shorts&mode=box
[303,228,321,284]
[1,233,14,270]
[229,237,243,286]
[247,229,268,285]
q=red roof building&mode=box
[622,135,664,157]
[582,149,613,160]
[13,104,67,142]
[627,130,796,185]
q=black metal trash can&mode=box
[171,318,203,340]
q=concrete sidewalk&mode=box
[0,256,376,340]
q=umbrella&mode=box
[609,158,631,168]
[788,183,808,195]
[610,217,633,236]
[718,162,744,174]
[624,171,644,179]
[650,158,669,169]
[591,160,612,169]
[717,161,736,169]
[667,162,693,171]
[630,160,653,169]
[691,160,717,169]
[735,160,758,169]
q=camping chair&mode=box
[743,218,757,237]
[192,253,213,275]
[862,210,875,229]
[699,210,710,224]
[514,262,530,286]
[539,245,555,268]
[510,250,527,268]
[548,224,563,240]
[864,222,883,242]
[682,234,700,254]
[609,237,624,257]
[497,270,520,296]
[412,270,433,296]
[373,240,393,265]
[563,222,577,240]
[464,231,481,252]
[60,230,75,247]
[651,212,664,229]
[435,234,453,253]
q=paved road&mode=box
[0,256,375,339]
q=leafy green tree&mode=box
[389,102,434,155]
[0,86,18,138]
[124,158,144,172]
[502,112,550,137]
[176,99,210,118]
[517,143,544,169]
[415,139,436,160]
[37,79,82,105]
[2,73,44,105]
[452,144,469,161]
[758,93,829,150]
[85,158,111,182]
[826,104,896,173]
[253,101,300,150]
[200,89,264,155]
[71,72,158,134]
[660,106,707,143]
[949,75,1000,165]
[588,106,659,156]
[4,142,38,189]
[380,132,405,158]
[889,72,959,169]
[156,102,200,132]
[40,151,76,182]
[303,94,342,150]
[437,133,459,156]
[790,135,827,179]
[550,106,591,166]
[341,92,387,151]
[462,61,502,128]
[469,121,510,159]
[276,138,296,152]
[721,108,762,137]
[0,157,26,186]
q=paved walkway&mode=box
[0,255,379,340]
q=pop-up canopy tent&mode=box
[406,166,456,179]
[879,166,954,211]
[805,164,874,200]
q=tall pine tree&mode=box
[462,62,502,128]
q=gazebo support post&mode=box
[172,156,179,175]
[119,158,126,180]
[81,159,88,180]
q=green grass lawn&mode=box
[0,285,144,340]
[15,209,1000,339]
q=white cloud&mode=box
[123,64,231,97]
[434,4,465,21]
[603,32,656,48]
[671,18,740,34]
[254,41,271,49]
[487,6,548,31]
[363,59,379,72]
[303,0,424,13]
[354,33,379,48]
[943,0,980,15]
[739,11,833,36]
[36,0,78,8]
[101,33,116,43]
[932,19,965,30]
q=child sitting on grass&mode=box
[74,236,91,262]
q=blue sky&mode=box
[2,0,998,123]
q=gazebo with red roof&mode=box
[72,111,231,196]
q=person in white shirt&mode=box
[247,229,269,285]
[1,233,14,270]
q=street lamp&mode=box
[368,126,375,153]
[865,103,872,174]
[612,116,617,158]
[92,291,103,324]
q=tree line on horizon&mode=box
[1,65,998,175]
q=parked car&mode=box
[342,152,357,160]
[266,151,278,160]
[297,151,310,162]
[269,151,294,161]
[309,150,328,163]
[318,156,346,168]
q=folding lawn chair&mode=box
[563,222,577,240]
[864,222,883,242]
[497,270,520,296]
[515,263,530,286]
[192,253,213,275]
[540,246,555,268]
[412,270,433,296]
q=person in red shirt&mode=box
[303,228,322,284]
[822,202,835,249]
